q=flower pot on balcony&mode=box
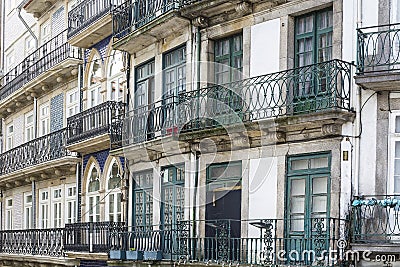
[126,250,144,260]
[109,250,126,260]
[143,251,163,261]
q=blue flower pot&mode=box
[126,250,144,260]
[109,250,126,260]
[143,251,163,261]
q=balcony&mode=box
[355,23,400,90]
[0,30,82,118]
[67,101,125,153]
[112,0,190,53]
[23,0,57,18]
[113,60,354,154]
[109,218,347,266]
[351,195,400,253]
[0,129,78,185]
[68,0,124,48]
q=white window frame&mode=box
[39,103,50,136]
[25,111,34,142]
[65,184,77,224]
[5,50,15,72]
[106,159,122,222]
[108,50,125,102]
[5,198,12,230]
[24,193,33,229]
[66,89,80,118]
[6,123,14,151]
[52,187,63,228]
[39,190,49,229]
[25,36,36,56]
[87,164,101,223]
[40,20,52,45]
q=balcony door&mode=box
[134,60,155,142]
[285,153,331,264]
[212,34,243,125]
[294,9,333,113]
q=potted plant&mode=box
[126,248,144,260]
[143,250,163,261]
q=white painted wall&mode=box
[248,157,277,237]
[250,18,280,77]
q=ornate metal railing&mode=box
[0,228,64,257]
[68,0,124,38]
[67,101,125,145]
[116,97,176,147]
[112,60,351,147]
[64,222,126,253]
[351,195,400,242]
[0,128,73,176]
[109,218,348,266]
[178,60,352,132]
[113,0,180,38]
[357,23,400,73]
[0,30,81,101]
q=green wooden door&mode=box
[285,153,331,264]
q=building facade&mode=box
[0,0,396,267]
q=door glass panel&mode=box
[312,196,327,213]
[291,215,304,232]
[291,197,305,213]
[291,179,306,195]
[312,177,328,194]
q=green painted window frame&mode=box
[214,34,243,84]
[286,152,332,235]
[161,164,185,228]
[135,59,155,108]
[132,169,154,230]
[163,45,187,99]
[206,161,242,189]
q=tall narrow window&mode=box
[6,124,14,150]
[41,20,51,45]
[39,190,49,228]
[135,60,155,108]
[107,160,122,222]
[25,112,34,142]
[40,103,50,136]
[161,165,185,229]
[390,114,400,194]
[215,34,243,84]
[294,9,333,98]
[24,193,33,229]
[87,164,101,222]
[88,57,102,108]
[66,185,77,224]
[133,170,153,230]
[5,198,12,230]
[66,89,80,118]
[25,36,35,56]
[163,46,186,99]
[108,50,125,102]
[6,50,15,72]
[52,188,63,228]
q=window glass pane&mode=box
[291,159,308,170]
[291,197,305,213]
[312,196,327,213]
[310,157,329,168]
[291,179,305,195]
[291,215,304,232]
[313,177,328,194]
[395,116,400,133]
[395,159,400,175]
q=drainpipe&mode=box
[1,0,5,69]
[17,0,38,49]
[124,53,131,227]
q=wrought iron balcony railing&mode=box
[357,23,400,73]
[68,0,124,38]
[0,128,73,176]
[113,0,180,38]
[109,218,348,266]
[0,228,64,257]
[112,60,352,147]
[64,221,126,253]
[0,30,81,101]
[67,101,125,145]
[351,195,400,243]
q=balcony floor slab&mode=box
[355,71,400,90]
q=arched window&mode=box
[88,55,103,108]
[106,159,122,222]
[107,50,124,102]
[87,164,100,222]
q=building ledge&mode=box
[66,133,110,154]
[0,253,79,266]
[355,71,400,90]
